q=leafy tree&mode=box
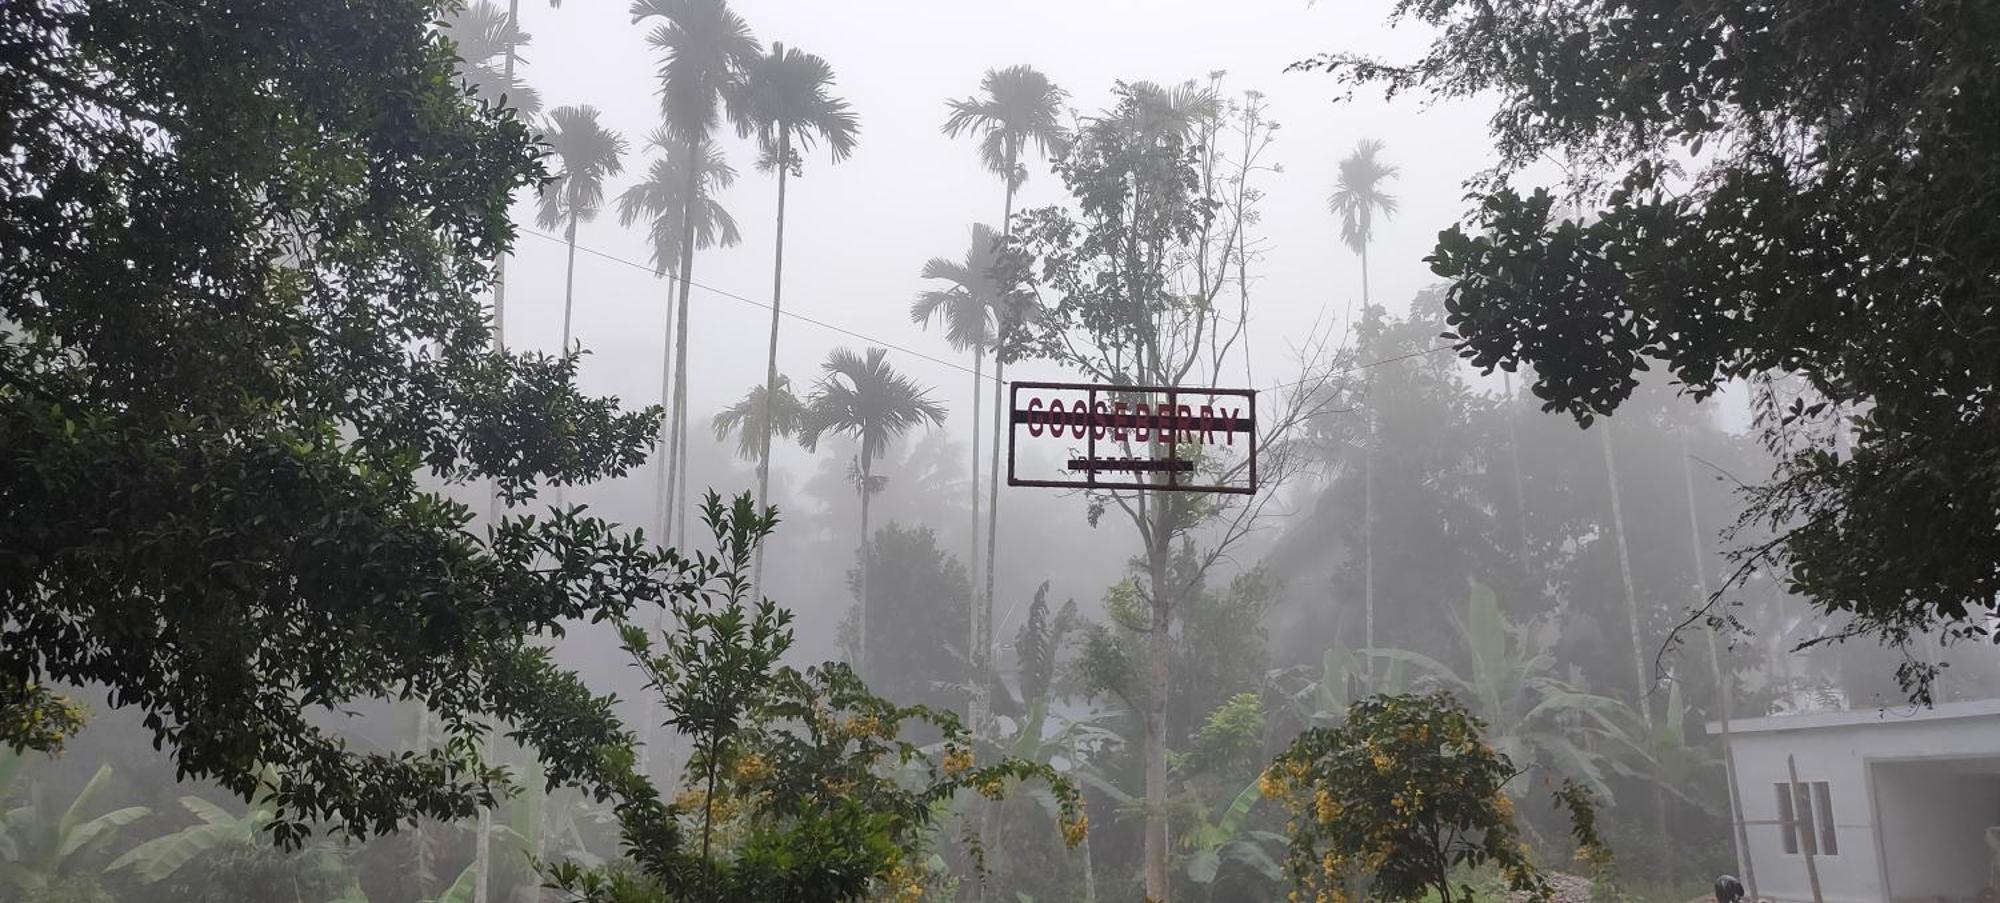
[797,348,947,680]
[1303,0,2000,700]
[0,765,148,899]
[843,523,972,715]
[712,376,806,464]
[552,493,1085,903]
[942,65,1072,738]
[537,105,628,356]
[629,0,762,548]
[1260,693,1606,903]
[1007,78,1336,900]
[726,40,859,592]
[1,0,671,845]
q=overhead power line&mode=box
[518,228,1473,396]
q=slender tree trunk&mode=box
[1601,423,1648,709]
[1601,422,1665,836]
[858,456,873,681]
[663,138,703,549]
[1142,488,1173,902]
[474,4,522,897]
[1683,432,1756,898]
[753,137,791,594]
[966,346,982,722]
[1360,241,1376,684]
[560,216,579,354]
[1502,371,1531,579]
[981,173,1015,710]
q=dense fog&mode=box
[8,1,1998,902]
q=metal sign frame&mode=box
[1006,380,1258,495]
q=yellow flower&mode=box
[1314,789,1341,824]
[1258,768,1284,800]
[942,746,973,777]
[732,752,770,784]
[977,778,1006,800]
[1371,752,1393,774]
[1492,791,1516,821]
[1061,812,1090,847]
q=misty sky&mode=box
[498,0,1518,466]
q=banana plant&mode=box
[107,765,365,902]
[1364,581,1645,801]
[1180,776,1283,888]
[0,762,150,896]
[434,760,598,903]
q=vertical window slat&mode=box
[1775,782,1799,854]
[1793,782,1819,855]
[1814,781,1838,855]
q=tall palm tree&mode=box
[617,127,743,545]
[1327,138,1398,314]
[439,0,542,117]
[726,41,859,589]
[941,65,1069,738]
[536,106,627,357]
[798,348,945,679]
[631,0,760,547]
[911,222,1004,688]
[1327,138,1397,686]
[712,376,805,462]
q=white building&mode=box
[1708,698,2000,903]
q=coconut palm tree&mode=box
[536,105,627,357]
[911,222,1005,696]
[798,348,945,679]
[941,65,1069,740]
[712,376,805,462]
[630,0,760,547]
[725,41,858,589]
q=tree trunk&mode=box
[966,345,982,726]
[1684,432,1757,898]
[981,173,1016,714]
[858,455,873,681]
[1142,489,1173,902]
[554,215,580,513]
[475,3,522,897]
[752,135,791,593]
[663,139,702,549]
[1600,422,1665,836]
[1502,371,1531,578]
[1359,241,1376,685]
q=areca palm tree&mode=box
[712,376,805,462]
[617,127,742,545]
[1327,138,1397,685]
[798,348,945,679]
[630,0,760,547]
[726,41,859,589]
[911,222,1005,690]
[439,0,541,117]
[536,106,627,357]
[941,65,1069,740]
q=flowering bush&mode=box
[1259,692,1604,903]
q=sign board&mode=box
[1006,381,1257,494]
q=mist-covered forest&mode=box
[6,1,1999,901]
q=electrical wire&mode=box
[520,227,1476,396]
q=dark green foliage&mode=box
[1,0,668,845]
[848,523,972,714]
[1301,0,2000,698]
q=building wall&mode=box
[1723,712,2000,903]
[1872,763,2000,899]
